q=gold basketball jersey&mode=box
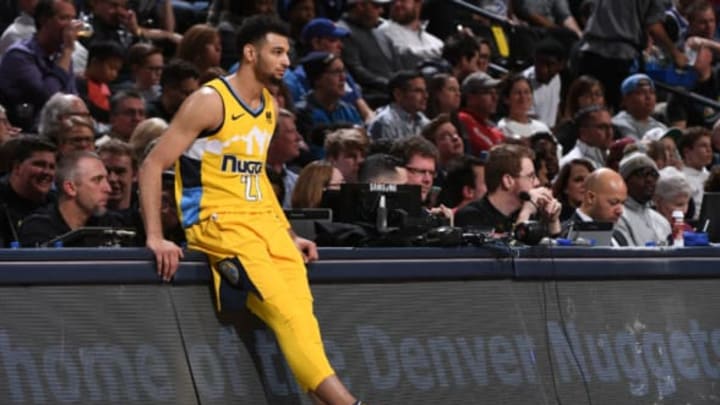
[175,77,287,228]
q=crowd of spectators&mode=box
[1,0,720,248]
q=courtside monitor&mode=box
[698,192,720,243]
[325,183,423,226]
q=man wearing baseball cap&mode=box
[294,51,363,142]
[338,0,398,108]
[614,151,669,246]
[283,17,374,121]
[612,73,668,140]
[457,71,504,156]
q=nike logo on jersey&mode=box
[231,112,245,120]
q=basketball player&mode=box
[138,15,361,405]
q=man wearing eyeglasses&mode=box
[389,135,438,204]
[560,104,614,169]
[96,90,146,146]
[455,143,562,238]
[614,152,668,246]
[295,51,363,138]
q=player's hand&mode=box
[293,235,319,263]
[147,237,184,282]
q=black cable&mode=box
[540,256,565,405]
[168,287,203,405]
[546,244,593,405]
[502,238,560,405]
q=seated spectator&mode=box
[18,151,125,247]
[522,36,567,127]
[653,166,693,241]
[0,0,80,131]
[176,23,222,76]
[284,0,316,48]
[390,135,439,205]
[267,109,303,208]
[368,70,430,142]
[97,139,136,212]
[685,0,716,40]
[457,71,504,156]
[285,18,373,121]
[357,152,408,184]
[530,132,559,187]
[421,113,465,179]
[497,74,552,140]
[37,92,90,133]
[644,140,669,170]
[614,152,668,246]
[129,117,168,163]
[559,105,614,169]
[377,0,443,70]
[122,43,163,102]
[96,90,147,145]
[666,41,720,129]
[338,0,398,108]
[295,52,363,140]
[555,75,607,154]
[0,104,21,145]
[324,126,369,183]
[146,59,200,122]
[77,41,125,123]
[605,137,636,172]
[85,0,181,51]
[552,158,595,222]
[455,143,562,237]
[678,126,713,218]
[442,31,486,84]
[267,80,295,113]
[562,168,628,246]
[0,0,35,54]
[291,160,344,209]
[45,114,96,156]
[612,74,667,140]
[436,155,487,212]
[0,136,57,247]
[425,73,461,120]
[641,126,684,170]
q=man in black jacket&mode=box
[0,136,57,247]
[18,150,127,247]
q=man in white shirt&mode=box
[377,0,443,70]
[560,105,613,169]
[522,36,566,127]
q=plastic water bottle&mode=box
[672,210,685,247]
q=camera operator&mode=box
[455,144,562,237]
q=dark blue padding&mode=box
[0,246,719,285]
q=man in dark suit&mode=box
[563,167,628,245]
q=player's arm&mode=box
[139,87,223,281]
[267,96,319,262]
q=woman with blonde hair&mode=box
[291,160,344,209]
[129,117,169,163]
